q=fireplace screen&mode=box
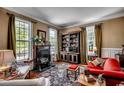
[35,45,51,71]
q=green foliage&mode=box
[31,35,42,44]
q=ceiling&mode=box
[4,7,124,28]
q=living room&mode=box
[0,7,124,86]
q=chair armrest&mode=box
[0,77,47,86]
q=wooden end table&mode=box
[77,74,106,86]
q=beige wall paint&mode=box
[102,17,124,48]
[62,26,81,33]
[33,22,49,41]
[0,10,9,49]
[1,7,124,50]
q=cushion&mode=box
[91,58,105,66]
[0,77,47,86]
[87,62,103,70]
[99,61,105,67]
[69,64,78,70]
[104,58,121,71]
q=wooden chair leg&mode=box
[28,71,31,79]
[75,71,76,80]
[78,68,80,75]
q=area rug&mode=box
[38,63,80,86]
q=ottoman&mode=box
[66,64,80,80]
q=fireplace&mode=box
[35,45,51,71]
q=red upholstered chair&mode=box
[87,58,124,85]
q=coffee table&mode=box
[77,74,106,86]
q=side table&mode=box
[67,65,80,81]
[24,59,33,68]
[24,59,33,63]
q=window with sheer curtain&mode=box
[15,18,32,61]
[86,26,96,55]
[49,28,58,55]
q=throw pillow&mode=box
[91,58,105,66]
[69,64,78,70]
[87,62,103,70]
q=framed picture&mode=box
[37,30,46,42]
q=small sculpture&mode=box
[97,74,104,84]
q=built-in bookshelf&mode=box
[62,34,69,52]
[61,32,80,64]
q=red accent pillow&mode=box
[69,64,78,70]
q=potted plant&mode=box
[32,35,42,45]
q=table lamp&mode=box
[93,46,97,55]
[0,50,15,66]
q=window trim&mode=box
[15,17,33,61]
[86,25,96,56]
[49,27,58,55]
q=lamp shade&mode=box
[0,50,15,66]
[93,47,97,51]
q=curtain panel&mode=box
[80,27,87,64]
[95,24,102,57]
[57,29,60,61]
[7,14,16,57]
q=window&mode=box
[49,28,58,55]
[86,26,96,55]
[15,18,32,61]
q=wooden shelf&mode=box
[61,32,80,64]
[61,51,79,54]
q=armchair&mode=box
[0,77,50,86]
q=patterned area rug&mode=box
[38,63,80,86]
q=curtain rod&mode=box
[6,12,37,24]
